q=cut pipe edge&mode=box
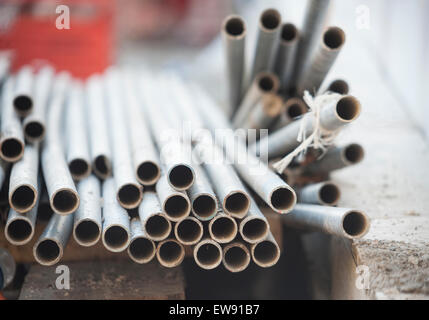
[156,239,185,268]
[33,237,63,266]
[193,239,223,270]
[50,188,80,215]
[23,120,46,143]
[222,242,251,273]
[251,236,280,268]
[341,210,370,239]
[13,95,33,117]
[280,23,298,43]
[102,224,131,253]
[268,185,297,214]
[127,236,156,264]
[223,191,251,218]
[0,137,25,163]
[323,26,346,51]
[163,193,191,222]
[136,160,161,186]
[209,213,238,244]
[73,218,101,247]
[328,79,349,95]
[256,72,280,94]
[335,96,361,123]
[342,143,365,165]
[284,98,307,120]
[68,158,91,181]
[9,184,37,213]
[223,15,246,39]
[143,213,172,241]
[191,193,218,221]
[167,164,195,191]
[92,155,112,180]
[259,8,281,33]
[239,216,269,244]
[318,182,341,206]
[174,216,203,245]
[5,216,35,246]
[117,183,143,209]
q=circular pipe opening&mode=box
[287,104,304,119]
[224,192,250,218]
[1,138,24,161]
[74,220,100,246]
[344,144,364,164]
[129,238,155,263]
[323,27,345,50]
[253,240,280,267]
[13,96,33,114]
[195,242,222,269]
[93,155,111,178]
[242,218,269,243]
[224,245,250,272]
[52,189,79,214]
[260,9,281,30]
[270,187,296,213]
[258,75,275,92]
[145,214,171,241]
[328,80,349,95]
[336,96,361,121]
[103,225,129,251]
[210,216,237,243]
[6,219,33,244]
[69,159,90,180]
[281,23,297,42]
[319,183,340,205]
[164,195,190,221]
[24,121,45,140]
[168,165,194,190]
[11,185,36,212]
[137,161,160,185]
[175,218,203,245]
[192,194,217,220]
[118,184,141,209]
[158,240,184,267]
[342,211,369,238]
[224,16,245,36]
[35,239,61,265]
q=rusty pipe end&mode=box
[156,239,185,268]
[128,237,156,264]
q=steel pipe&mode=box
[105,69,143,209]
[138,191,172,241]
[193,238,222,270]
[174,216,203,245]
[66,82,91,181]
[222,241,251,273]
[290,0,331,89]
[298,26,346,94]
[73,175,102,247]
[0,77,25,162]
[23,66,54,143]
[101,178,131,252]
[5,202,38,245]
[156,172,191,222]
[241,93,283,131]
[193,85,296,214]
[156,238,185,268]
[8,144,39,213]
[253,95,361,159]
[327,79,349,95]
[239,197,269,244]
[13,66,34,117]
[273,23,299,92]
[250,232,280,268]
[127,218,156,264]
[86,75,112,179]
[41,72,80,215]
[249,8,282,81]
[283,203,370,239]
[208,212,238,244]
[233,72,279,128]
[33,212,74,266]
[303,143,364,174]
[297,181,340,206]
[222,15,246,116]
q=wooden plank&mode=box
[19,260,185,300]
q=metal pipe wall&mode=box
[13,66,34,117]
[127,218,156,264]
[297,181,341,206]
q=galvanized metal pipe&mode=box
[138,191,172,241]
[239,197,269,244]
[252,95,361,159]
[291,0,331,89]
[127,218,156,264]
[37,185,54,222]
[222,241,251,273]
[193,85,296,214]
[13,66,34,117]
[122,70,161,186]
[156,172,191,222]
[0,77,25,162]
[233,72,279,128]
[302,143,364,174]
[73,175,102,247]
[327,79,349,95]
[241,93,283,131]
[5,201,38,245]
[298,26,346,94]
[193,238,222,270]
[174,216,203,246]
[85,75,112,179]
[66,82,91,181]
[23,66,54,143]
[101,178,131,252]
[272,97,307,131]
[273,23,299,92]
[283,203,370,239]
[104,69,143,209]
[33,212,74,266]
[297,181,340,206]
[156,238,185,268]
[8,144,39,213]
[41,72,80,215]
[208,212,238,244]
[250,231,280,268]
[222,15,246,116]
[249,8,282,81]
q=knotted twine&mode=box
[272,91,342,174]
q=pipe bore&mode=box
[0,138,24,162]
[13,95,33,115]
[194,240,222,270]
[117,183,142,209]
[157,240,185,268]
[223,243,250,273]
[209,215,237,243]
[328,80,349,95]
[319,183,340,205]
[241,218,269,244]
[93,155,111,179]
[270,187,296,213]
[336,96,361,122]
[252,239,280,268]
[192,194,217,220]
[69,158,90,180]
[168,164,194,190]
[164,194,190,221]
[258,75,275,92]
[260,9,281,31]
[24,121,45,141]
[224,192,250,218]
[281,23,298,42]
[52,189,79,215]
[224,16,245,37]
[128,237,155,264]
[74,220,101,246]
[174,217,203,245]
[6,219,34,245]
[323,26,345,50]
[10,185,36,213]
[344,143,364,164]
[144,214,171,241]
[342,210,370,238]
[137,161,160,186]
[34,239,61,266]
[103,225,129,252]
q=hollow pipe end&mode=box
[239,216,269,244]
[341,210,371,239]
[5,217,35,246]
[9,184,38,214]
[33,238,63,266]
[193,239,223,270]
[0,138,25,163]
[268,185,297,214]
[50,188,80,215]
